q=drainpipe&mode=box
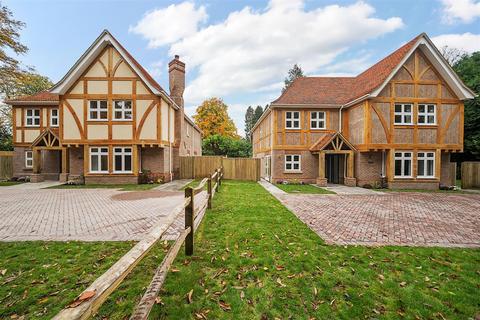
[169,142,173,181]
[338,105,345,132]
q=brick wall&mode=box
[69,147,84,175]
[389,181,439,190]
[355,152,383,187]
[85,175,139,184]
[271,149,318,184]
[13,147,32,177]
[440,152,455,186]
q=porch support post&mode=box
[60,147,70,183]
[316,152,327,187]
[344,151,357,187]
[30,147,44,183]
[347,151,354,178]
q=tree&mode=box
[202,134,252,157]
[282,64,304,93]
[244,106,254,141]
[450,51,480,159]
[253,105,264,123]
[193,97,239,139]
[440,46,468,66]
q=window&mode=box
[88,101,108,120]
[285,111,300,129]
[310,111,326,129]
[418,104,436,125]
[113,147,132,173]
[394,103,413,125]
[394,151,412,178]
[25,151,33,168]
[417,151,435,178]
[25,109,40,127]
[285,154,301,172]
[113,100,132,120]
[50,108,59,127]
[90,147,109,173]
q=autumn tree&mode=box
[282,64,304,93]
[193,97,239,139]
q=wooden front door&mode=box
[326,154,345,184]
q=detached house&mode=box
[7,30,201,184]
[252,33,475,189]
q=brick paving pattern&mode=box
[278,193,480,247]
[0,188,187,241]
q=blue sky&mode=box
[5,0,480,136]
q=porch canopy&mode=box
[310,132,356,186]
[30,128,68,176]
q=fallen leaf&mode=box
[276,278,286,287]
[399,282,407,287]
[171,268,180,273]
[67,290,96,308]
[240,291,245,300]
[155,297,163,305]
[0,269,6,276]
[276,265,285,271]
[218,300,231,311]
[186,289,193,304]
[313,287,318,296]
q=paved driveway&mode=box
[277,192,480,247]
[0,187,186,241]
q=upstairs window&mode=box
[417,151,435,178]
[418,104,436,125]
[394,151,412,178]
[90,147,109,173]
[25,108,40,127]
[88,101,108,121]
[50,108,59,127]
[285,154,301,172]
[113,100,132,120]
[25,151,33,168]
[285,111,300,129]
[310,111,326,129]
[394,103,413,125]
[113,147,132,173]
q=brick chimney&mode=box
[168,55,185,152]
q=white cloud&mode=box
[148,61,164,78]
[431,32,480,53]
[129,2,207,47]
[133,0,403,106]
[441,0,480,24]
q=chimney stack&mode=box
[168,55,185,108]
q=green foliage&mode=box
[244,105,264,142]
[452,52,480,159]
[282,63,304,93]
[275,183,335,194]
[202,134,252,157]
[193,98,239,139]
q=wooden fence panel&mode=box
[461,162,480,189]
[180,156,260,181]
[0,151,14,180]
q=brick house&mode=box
[252,33,475,189]
[6,30,202,184]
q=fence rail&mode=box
[180,156,260,181]
[461,161,480,189]
[54,167,224,320]
[0,151,13,180]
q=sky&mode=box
[5,0,480,136]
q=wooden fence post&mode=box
[216,168,220,192]
[207,177,212,209]
[184,187,194,256]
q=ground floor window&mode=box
[90,147,109,173]
[394,151,412,178]
[285,154,300,172]
[25,151,33,168]
[114,147,132,173]
[417,151,435,178]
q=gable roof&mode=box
[272,33,475,107]
[309,132,356,152]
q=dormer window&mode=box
[88,101,108,121]
[285,111,300,129]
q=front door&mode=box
[326,154,345,184]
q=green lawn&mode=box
[0,181,23,186]
[276,183,335,194]
[46,183,159,191]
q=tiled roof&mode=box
[273,34,422,105]
[309,132,336,151]
[6,91,59,103]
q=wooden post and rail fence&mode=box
[53,167,224,320]
[0,151,14,180]
[180,155,260,181]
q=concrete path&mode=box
[153,179,193,192]
[324,184,384,195]
[258,179,287,196]
[2,180,63,190]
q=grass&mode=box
[0,181,23,186]
[275,183,335,194]
[46,183,160,191]
[0,241,170,320]
[153,181,479,319]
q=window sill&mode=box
[284,170,303,174]
[394,176,414,179]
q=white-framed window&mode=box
[113,147,132,173]
[418,104,436,125]
[25,108,40,127]
[310,111,326,129]
[50,108,59,127]
[88,100,108,121]
[113,100,132,120]
[89,147,109,173]
[394,103,413,125]
[285,111,300,129]
[285,154,301,172]
[394,151,412,178]
[417,151,435,178]
[25,151,33,168]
